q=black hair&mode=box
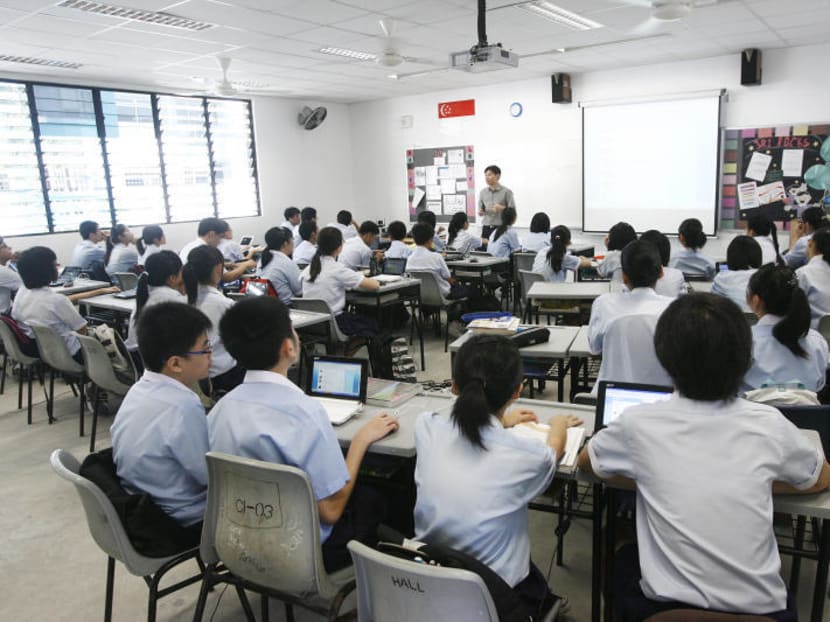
[678,218,707,250]
[284,206,300,221]
[607,222,637,251]
[358,220,380,236]
[308,226,343,282]
[812,229,830,265]
[299,220,317,241]
[79,220,99,240]
[726,235,762,271]
[105,223,128,264]
[451,334,523,450]
[136,250,182,318]
[183,245,225,305]
[529,212,551,234]
[337,210,352,226]
[137,302,212,373]
[655,293,751,400]
[747,213,782,265]
[17,246,57,289]
[260,226,294,270]
[300,206,317,222]
[640,230,670,267]
[621,240,662,288]
[417,210,437,228]
[197,217,227,237]
[492,207,517,242]
[747,264,811,358]
[802,207,828,232]
[220,296,294,370]
[387,221,406,241]
[411,223,434,246]
[484,164,501,177]
[136,225,164,256]
[447,212,468,246]
[546,225,571,273]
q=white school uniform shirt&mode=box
[138,244,162,266]
[432,232,446,252]
[207,370,350,542]
[785,234,811,269]
[179,238,206,262]
[12,286,87,355]
[328,222,358,240]
[111,371,209,527]
[406,246,452,297]
[448,229,480,256]
[710,268,756,313]
[521,231,550,253]
[532,248,579,283]
[754,235,779,266]
[797,255,830,329]
[654,266,686,298]
[0,264,22,314]
[280,220,299,237]
[70,239,106,270]
[385,240,412,260]
[414,411,557,587]
[218,238,245,262]
[300,256,364,316]
[293,240,316,266]
[106,243,139,275]
[338,236,372,270]
[487,228,520,258]
[125,285,187,350]
[194,284,236,378]
[259,250,302,304]
[742,314,829,392]
[669,247,716,280]
[596,250,623,282]
[588,287,673,355]
[588,395,822,613]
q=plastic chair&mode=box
[76,334,136,453]
[193,452,356,622]
[595,313,672,393]
[291,298,350,352]
[0,319,41,424]
[347,541,560,622]
[645,612,775,621]
[112,272,138,291]
[30,323,87,435]
[49,449,203,622]
[407,270,467,352]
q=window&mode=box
[208,99,259,219]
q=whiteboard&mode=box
[582,95,721,235]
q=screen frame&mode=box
[307,355,368,402]
[595,380,674,432]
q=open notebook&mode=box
[307,355,368,425]
[510,423,586,468]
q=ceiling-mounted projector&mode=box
[450,44,519,73]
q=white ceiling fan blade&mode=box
[630,15,667,35]
[378,17,396,38]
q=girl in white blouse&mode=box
[446,212,484,256]
[136,225,165,266]
[711,235,761,312]
[532,225,591,282]
[105,224,139,275]
[797,228,830,329]
[522,212,551,252]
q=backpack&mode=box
[90,323,132,380]
[0,313,32,345]
[367,334,395,380]
[240,277,278,299]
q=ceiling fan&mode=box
[616,0,721,34]
[374,18,439,68]
[182,56,289,98]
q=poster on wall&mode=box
[406,145,475,222]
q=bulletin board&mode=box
[406,146,475,223]
[721,123,829,228]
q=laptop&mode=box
[307,355,368,425]
[594,381,674,432]
[50,266,82,287]
[382,257,407,275]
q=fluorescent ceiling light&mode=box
[58,0,215,31]
[317,47,377,62]
[519,1,603,30]
[0,54,82,69]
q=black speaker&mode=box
[551,73,572,103]
[741,48,762,86]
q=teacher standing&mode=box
[478,164,516,240]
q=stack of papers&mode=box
[467,316,520,335]
[510,422,586,467]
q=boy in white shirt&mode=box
[384,221,412,260]
[339,221,383,270]
[640,230,686,298]
[280,206,301,236]
[328,210,359,240]
[406,223,472,300]
[69,220,107,270]
[711,235,762,312]
[293,220,318,266]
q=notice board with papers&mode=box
[406,145,475,223]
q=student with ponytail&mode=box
[532,224,591,282]
[183,245,243,394]
[747,213,784,266]
[414,334,581,615]
[487,206,520,258]
[797,228,830,328]
[669,218,716,279]
[136,225,165,266]
[259,226,302,304]
[105,224,139,275]
[743,264,828,392]
[126,250,185,353]
[446,212,485,256]
[786,206,828,268]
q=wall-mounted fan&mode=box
[298,105,328,130]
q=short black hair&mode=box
[802,206,828,231]
[137,302,212,373]
[417,210,437,228]
[621,240,662,288]
[726,235,762,270]
[484,165,501,176]
[79,221,99,240]
[607,222,637,251]
[640,230,670,267]
[220,297,294,370]
[197,217,228,237]
[337,210,352,226]
[284,206,300,220]
[300,206,317,221]
[655,293,751,400]
[358,220,379,236]
[17,246,57,289]
[529,212,551,234]
[678,218,707,249]
[387,221,406,241]
[411,222,434,246]
[299,220,317,241]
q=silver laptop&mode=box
[595,380,673,432]
[307,355,368,425]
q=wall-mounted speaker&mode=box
[741,49,762,86]
[551,73,572,103]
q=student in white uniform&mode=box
[522,212,551,252]
[785,206,828,269]
[339,221,383,270]
[407,223,475,301]
[640,230,685,298]
[669,218,716,279]
[743,264,828,392]
[415,334,581,615]
[579,293,830,619]
[300,226,381,336]
[747,212,784,266]
[711,235,762,312]
[293,220,318,267]
[328,210,359,240]
[597,221,636,283]
[384,221,412,260]
[798,229,830,329]
[183,245,244,394]
[0,236,22,314]
[208,296,399,571]
[136,225,165,267]
[416,210,447,252]
[487,207,521,258]
[532,225,591,282]
[280,206,301,238]
[217,228,245,263]
[296,206,317,247]
[179,217,224,262]
[105,224,139,275]
[69,220,107,270]
[259,226,302,304]
[446,212,484,256]
[111,302,212,549]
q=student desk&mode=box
[527,281,610,303]
[446,255,510,288]
[52,279,111,296]
[688,280,714,293]
[565,325,601,400]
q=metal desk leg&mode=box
[811,518,830,622]
[592,483,604,622]
[604,488,617,622]
[557,359,565,402]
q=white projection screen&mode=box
[582,95,721,235]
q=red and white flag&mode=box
[438,99,475,119]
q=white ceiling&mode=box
[0,0,828,103]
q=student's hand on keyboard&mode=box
[355,412,400,445]
[502,408,539,428]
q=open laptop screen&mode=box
[308,356,367,401]
[595,381,673,432]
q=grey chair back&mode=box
[30,324,84,375]
[290,298,349,344]
[112,272,138,291]
[76,334,134,396]
[407,271,449,307]
[513,252,536,274]
[518,270,544,300]
[0,320,38,366]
